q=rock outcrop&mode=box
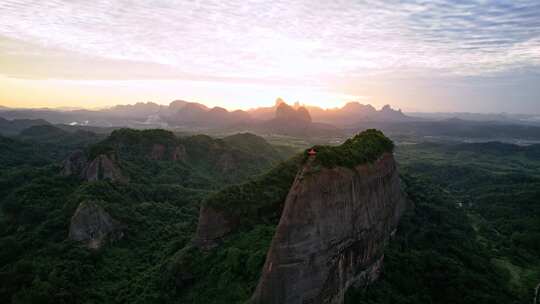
[250,153,407,304]
[187,130,405,303]
[69,200,124,250]
[275,102,312,124]
[194,205,239,250]
[85,154,127,182]
[61,150,87,176]
[172,145,187,161]
[150,143,167,160]
[61,151,127,183]
[149,143,187,161]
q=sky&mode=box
[0,0,539,113]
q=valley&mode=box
[0,117,538,303]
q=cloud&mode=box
[0,0,539,81]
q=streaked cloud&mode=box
[0,0,539,113]
[1,0,539,81]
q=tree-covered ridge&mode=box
[203,155,302,224]
[18,125,101,147]
[169,156,302,303]
[0,136,52,169]
[0,129,289,304]
[87,128,177,160]
[2,125,539,304]
[222,133,283,162]
[346,174,521,304]
[81,129,290,187]
[350,141,540,304]
[310,129,394,168]
[0,131,99,170]
[172,129,396,303]
[0,171,206,304]
[201,129,395,224]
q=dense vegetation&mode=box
[222,133,285,162]
[18,125,102,147]
[0,118,51,137]
[346,141,540,303]
[0,128,291,304]
[172,129,393,302]
[346,174,520,303]
[0,136,53,169]
[311,129,394,168]
[0,171,205,303]
[84,129,289,187]
[204,156,301,223]
[168,156,303,303]
[0,124,103,169]
[170,225,277,303]
[1,125,538,304]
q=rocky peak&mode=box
[149,143,188,162]
[343,102,377,115]
[381,104,397,112]
[68,200,124,250]
[275,102,312,123]
[61,150,87,177]
[172,145,187,162]
[194,205,239,250]
[85,154,127,182]
[250,153,407,303]
[61,151,127,183]
[150,144,167,160]
[275,97,286,107]
[191,130,406,303]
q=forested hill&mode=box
[0,129,538,303]
[171,129,400,303]
[346,141,540,303]
[0,128,292,303]
[72,129,288,187]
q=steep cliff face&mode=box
[184,130,406,303]
[250,153,407,304]
[85,154,127,182]
[61,150,87,176]
[149,143,187,161]
[62,129,285,187]
[69,200,124,250]
[61,151,127,182]
[192,157,302,250]
[194,205,239,250]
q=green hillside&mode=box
[311,129,394,168]
[0,129,285,304]
[1,129,538,304]
[82,129,287,187]
[345,141,540,303]
[170,129,397,303]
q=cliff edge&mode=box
[250,152,406,303]
[191,129,407,303]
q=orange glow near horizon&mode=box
[0,76,366,111]
[1,1,539,114]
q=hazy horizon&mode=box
[1,1,539,113]
[1,98,540,116]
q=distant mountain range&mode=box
[247,101,340,137]
[0,117,51,136]
[2,99,540,141]
[245,98,409,126]
[408,111,540,126]
[0,99,409,137]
